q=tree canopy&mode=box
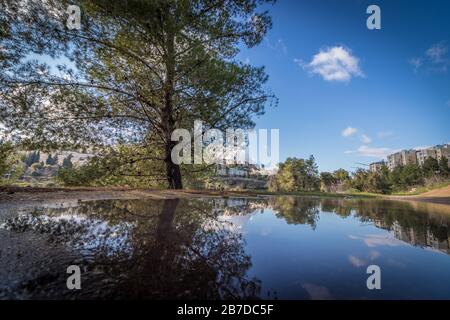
[0,0,277,189]
[269,156,320,192]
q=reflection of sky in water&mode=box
[229,208,450,299]
[1,197,450,299]
[1,212,133,257]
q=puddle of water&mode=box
[1,196,450,299]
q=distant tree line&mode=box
[23,151,40,167]
[46,153,59,166]
[271,155,449,195]
[321,157,449,194]
[1,147,74,182]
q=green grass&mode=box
[236,183,450,199]
[236,189,380,199]
[391,181,450,196]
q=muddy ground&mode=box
[1,185,450,206]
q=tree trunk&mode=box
[165,142,183,189]
[162,23,183,189]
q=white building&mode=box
[387,143,450,170]
[416,148,437,166]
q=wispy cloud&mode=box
[349,234,406,248]
[266,38,288,56]
[377,131,394,138]
[413,145,431,151]
[302,283,333,300]
[426,41,448,64]
[409,57,422,73]
[360,134,371,144]
[348,255,366,268]
[344,145,396,158]
[410,41,449,73]
[299,46,364,82]
[293,58,305,67]
[341,126,358,137]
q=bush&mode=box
[0,142,24,184]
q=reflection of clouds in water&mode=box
[368,250,381,260]
[0,213,133,257]
[217,214,253,233]
[386,258,407,269]
[259,227,272,236]
[348,255,366,267]
[302,283,333,300]
[219,212,272,236]
[348,250,381,268]
[349,233,406,248]
[424,247,447,255]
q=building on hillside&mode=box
[216,164,254,177]
[387,152,402,171]
[400,149,417,166]
[435,144,450,166]
[416,148,437,166]
[386,144,450,171]
[369,161,385,173]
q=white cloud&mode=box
[349,234,406,248]
[360,134,371,144]
[410,41,449,73]
[344,145,396,158]
[293,58,306,67]
[341,126,358,137]
[409,57,422,72]
[368,250,381,260]
[304,46,364,82]
[348,255,366,268]
[302,283,333,300]
[413,145,431,151]
[377,131,393,138]
[426,41,448,64]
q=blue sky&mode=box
[240,0,450,172]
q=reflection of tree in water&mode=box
[117,199,260,299]
[1,198,261,299]
[261,196,450,254]
[321,198,353,218]
[314,198,450,254]
[269,196,320,229]
[352,200,450,253]
[4,195,450,298]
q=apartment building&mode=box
[387,143,450,170]
[369,161,385,173]
[387,152,402,171]
[436,144,450,162]
[401,149,417,166]
[416,148,437,166]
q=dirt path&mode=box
[0,186,258,206]
[386,185,450,205]
[416,184,450,197]
[1,185,450,206]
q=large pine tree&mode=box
[0,0,276,188]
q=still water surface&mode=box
[1,196,450,299]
